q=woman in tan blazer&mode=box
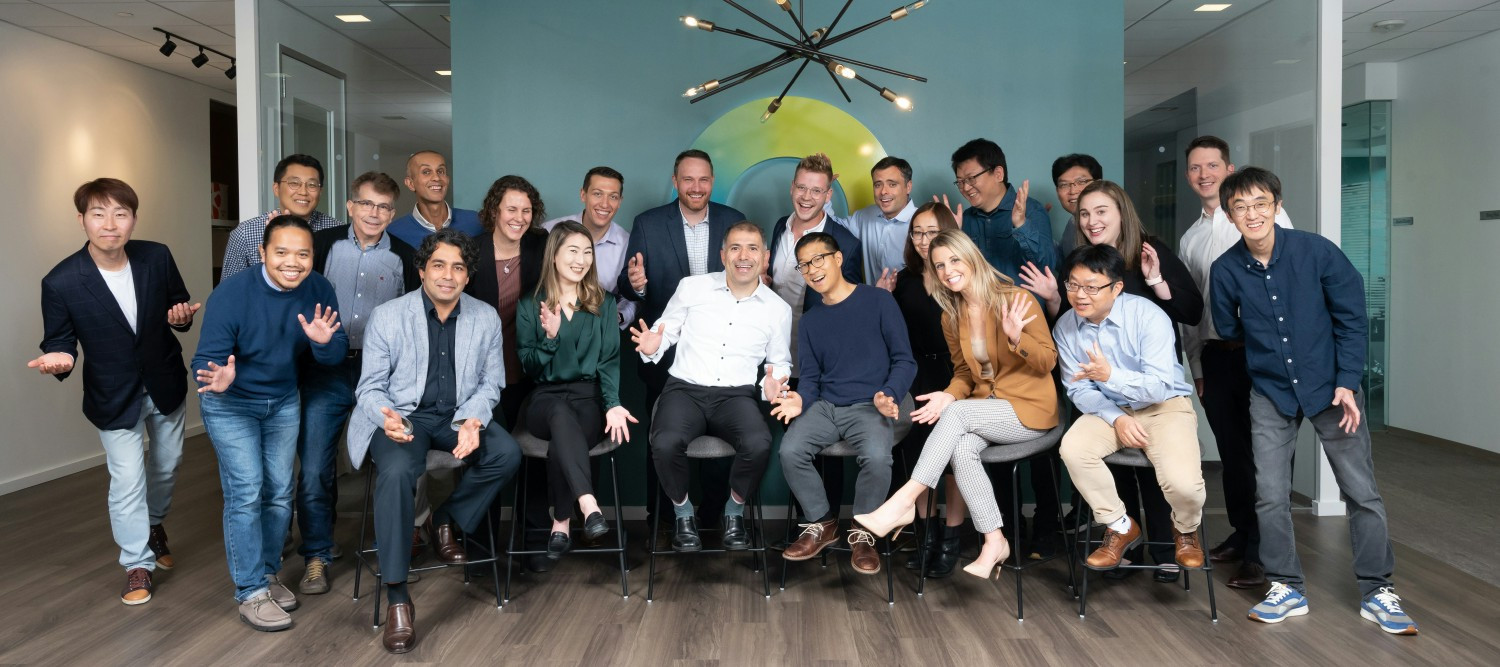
[856,230,1058,578]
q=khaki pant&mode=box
[1060,396,1205,533]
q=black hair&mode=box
[674,149,713,175]
[950,138,1008,185]
[1063,243,1126,285]
[871,156,913,182]
[1051,153,1103,183]
[1186,135,1231,164]
[416,227,479,274]
[1218,166,1282,213]
[794,231,839,256]
[273,154,324,185]
[261,214,313,248]
[582,165,624,193]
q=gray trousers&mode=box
[779,400,893,519]
[1249,388,1395,597]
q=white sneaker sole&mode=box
[1248,604,1309,623]
[1361,608,1418,635]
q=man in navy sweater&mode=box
[193,215,348,632]
[773,232,915,574]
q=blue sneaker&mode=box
[1361,587,1418,635]
[1248,582,1309,623]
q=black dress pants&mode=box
[643,360,731,523]
[525,381,605,517]
[1201,342,1260,563]
[649,378,771,508]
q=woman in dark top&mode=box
[517,221,636,559]
[1019,179,1204,581]
[887,202,966,577]
[466,174,549,429]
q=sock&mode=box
[813,511,836,523]
[432,507,452,528]
[1107,515,1132,534]
[724,494,745,518]
[386,582,410,605]
[672,497,695,519]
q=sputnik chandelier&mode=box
[678,0,929,121]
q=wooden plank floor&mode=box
[1,435,1496,666]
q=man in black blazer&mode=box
[30,178,198,606]
[618,149,745,527]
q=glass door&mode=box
[1340,101,1391,430]
[278,51,346,217]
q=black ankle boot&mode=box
[925,525,962,578]
[904,518,931,570]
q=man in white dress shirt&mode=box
[1176,135,1292,589]
[631,222,793,553]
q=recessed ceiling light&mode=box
[336,14,371,23]
[1372,19,1406,33]
[1273,59,1301,65]
[116,12,133,17]
[435,70,452,76]
[382,115,408,121]
[1195,3,1232,11]
[442,15,451,22]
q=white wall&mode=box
[0,22,228,494]
[1388,30,1500,453]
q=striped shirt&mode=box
[683,212,711,277]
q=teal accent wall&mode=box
[452,0,1122,506]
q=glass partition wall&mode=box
[1341,101,1392,431]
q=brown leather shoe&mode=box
[431,523,467,565]
[1227,561,1267,589]
[848,529,882,575]
[1085,520,1141,570]
[382,602,417,654]
[782,519,838,561]
[1174,529,1205,569]
[121,567,153,605]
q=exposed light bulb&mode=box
[680,16,714,31]
[682,79,720,97]
[761,98,782,123]
[895,96,913,110]
[826,61,856,79]
[775,0,791,11]
[892,1,927,20]
[881,88,913,111]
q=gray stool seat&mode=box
[684,436,737,459]
[816,394,916,458]
[978,425,1064,463]
[511,430,623,459]
[1102,448,1150,467]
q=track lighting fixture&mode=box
[153,27,234,77]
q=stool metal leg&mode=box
[916,487,938,597]
[504,469,523,604]
[1052,457,1078,598]
[646,492,661,602]
[1076,497,1090,619]
[486,508,502,608]
[609,454,629,599]
[353,464,371,603]
[1011,461,1025,620]
[756,494,770,598]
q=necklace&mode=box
[501,256,520,274]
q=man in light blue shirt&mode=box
[1054,244,1206,574]
[843,156,917,288]
[543,166,634,328]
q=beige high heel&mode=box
[962,539,1012,579]
[852,503,915,540]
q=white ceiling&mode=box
[0,0,453,148]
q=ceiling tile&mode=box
[1344,0,1394,13]
[1373,0,1494,11]
[45,2,199,27]
[1344,10,1464,34]
[0,3,92,26]
[26,23,142,47]
[155,1,235,25]
[1371,29,1489,50]
[1425,9,1500,31]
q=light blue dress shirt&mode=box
[1054,292,1192,425]
[842,199,917,284]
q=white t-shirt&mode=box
[99,262,138,333]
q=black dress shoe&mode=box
[672,517,702,552]
[1154,566,1181,583]
[525,554,553,573]
[1227,561,1267,589]
[1209,542,1243,563]
[583,512,609,540]
[924,525,962,578]
[546,531,571,561]
[721,515,749,551]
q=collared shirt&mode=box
[644,272,792,389]
[221,210,341,281]
[1054,292,1193,425]
[682,209,711,277]
[542,214,635,328]
[260,265,287,292]
[1210,226,1367,420]
[414,291,461,416]
[844,199,917,283]
[960,185,1055,281]
[411,201,451,234]
[322,227,405,348]
[1179,204,1293,378]
[771,215,829,374]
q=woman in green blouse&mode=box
[518,221,638,560]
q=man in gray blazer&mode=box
[348,228,521,654]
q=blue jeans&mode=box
[295,358,358,561]
[98,394,185,571]
[201,389,300,602]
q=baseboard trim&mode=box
[1386,427,1498,461]
[0,422,206,497]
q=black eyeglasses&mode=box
[795,252,834,274]
[1062,280,1119,296]
[953,167,993,189]
[910,230,939,241]
[350,199,395,214]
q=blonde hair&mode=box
[535,221,604,315]
[796,152,834,180]
[922,229,1028,322]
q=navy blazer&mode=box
[39,241,192,430]
[767,215,864,313]
[617,200,745,324]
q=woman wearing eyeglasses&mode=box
[1017,179,1203,582]
[855,229,1058,579]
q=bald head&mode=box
[404,150,450,205]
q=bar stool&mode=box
[780,397,914,604]
[1074,447,1217,622]
[645,404,770,602]
[504,421,628,603]
[351,449,504,627]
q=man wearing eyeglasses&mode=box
[1210,168,1415,634]
[945,138,1055,282]
[387,150,484,248]
[1055,244,1207,575]
[1050,153,1103,260]
[221,154,341,282]
[1177,136,1291,590]
[294,171,421,596]
[773,232,914,574]
[768,153,864,366]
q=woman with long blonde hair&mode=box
[856,230,1059,578]
[517,221,637,559]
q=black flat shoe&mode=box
[524,554,553,573]
[546,531,571,561]
[672,517,702,552]
[721,515,749,551]
[583,512,608,540]
[1153,566,1181,583]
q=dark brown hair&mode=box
[350,171,400,199]
[479,175,545,234]
[73,178,139,215]
[902,202,959,276]
[1070,180,1145,271]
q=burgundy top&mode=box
[495,256,523,383]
